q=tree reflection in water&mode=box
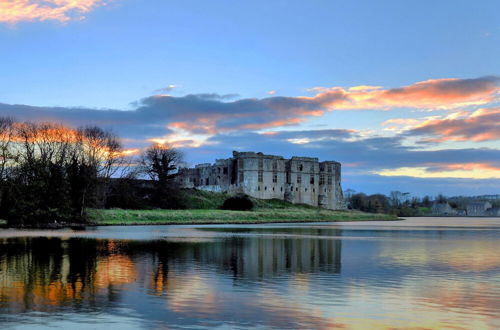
[0,230,342,315]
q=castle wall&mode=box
[177,151,345,210]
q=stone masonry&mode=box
[177,151,346,210]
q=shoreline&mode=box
[1,208,399,228]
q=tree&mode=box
[140,143,183,182]
[0,117,15,182]
[139,143,185,208]
[389,191,403,208]
[0,120,125,226]
[77,126,124,208]
[436,194,447,203]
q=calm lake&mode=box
[1,218,499,329]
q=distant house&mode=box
[485,207,500,217]
[466,202,493,216]
[431,202,457,216]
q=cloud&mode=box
[0,0,112,25]
[405,107,500,142]
[154,84,180,94]
[307,76,500,111]
[1,76,498,145]
[267,90,277,95]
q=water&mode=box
[1,220,499,329]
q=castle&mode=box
[177,151,345,210]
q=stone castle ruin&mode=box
[177,151,345,210]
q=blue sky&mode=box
[0,0,499,196]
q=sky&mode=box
[0,0,499,196]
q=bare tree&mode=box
[139,143,183,183]
[78,126,124,179]
[0,117,15,181]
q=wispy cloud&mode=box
[405,107,500,143]
[153,84,180,94]
[306,76,499,111]
[0,0,112,25]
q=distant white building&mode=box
[466,202,493,216]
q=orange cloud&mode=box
[407,107,500,142]
[308,76,499,110]
[0,0,111,24]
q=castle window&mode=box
[298,164,303,171]
[272,187,275,191]
[310,166,314,173]
[297,174,302,184]
[265,186,267,190]
[319,174,325,185]
[320,164,325,171]
[272,161,277,171]
[313,188,315,192]
[258,186,260,191]
[258,158,263,170]
[223,167,228,174]
[272,173,277,183]
[296,187,298,191]
[286,172,291,184]
[327,165,332,173]
[205,178,209,185]
[310,175,314,184]
[258,171,263,183]
[239,172,244,183]
[324,188,327,193]
[305,188,307,192]
[280,187,283,192]
[328,175,333,185]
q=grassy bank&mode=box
[88,208,397,225]
[89,191,398,226]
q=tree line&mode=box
[0,118,184,227]
[345,190,433,216]
[345,190,500,216]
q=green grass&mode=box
[417,207,431,215]
[88,189,398,225]
[88,207,398,225]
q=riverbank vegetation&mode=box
[0,118,127,227]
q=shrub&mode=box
[221,195,254,211]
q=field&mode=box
[88,208,398,225]
[89,190,398,225]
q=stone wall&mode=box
[177,151,346,210]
